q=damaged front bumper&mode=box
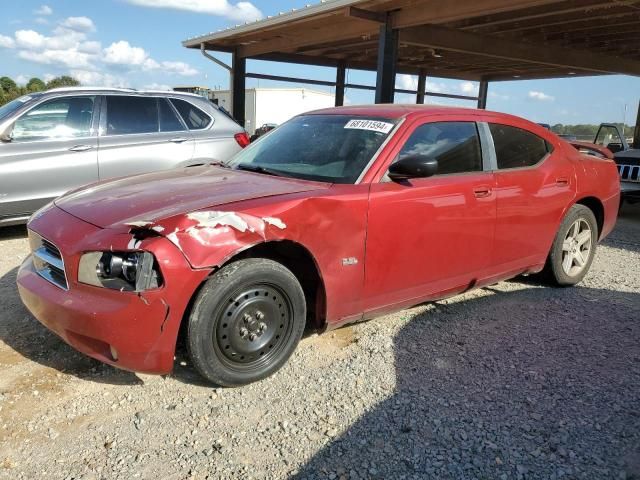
[17,206,210,375]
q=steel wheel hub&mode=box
[215,285,291,366]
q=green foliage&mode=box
[0,75,81,106]
[0,76,17,94]
[26,77,46,92]
[45,75,80,90]
[0,76,25,106]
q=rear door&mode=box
[97,95,194,180]
[0,95,98,221]
[489,123,574,273]
[169,97,240,163]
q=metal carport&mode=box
[183,0,640,143]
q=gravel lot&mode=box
[0,204,639,480]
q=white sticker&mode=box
[344,119,394,134]
[18,96,32,103]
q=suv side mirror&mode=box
[0,123,13,142]
[594,124,628,153]
[388,155,438,181]
[606,143,624,154]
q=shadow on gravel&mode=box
[169,322,329,387]
[0,266,142,385]
[611,203,640,255]
[293,286,640,480]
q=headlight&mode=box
[78,251,162,291]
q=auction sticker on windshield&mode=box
[344,119,394,134]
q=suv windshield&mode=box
[0,95,37,122]
[227,114,396,183]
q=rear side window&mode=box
[106,96,158,135]
[170,98,211,130]
[397,121,482,175]
[158,98,185,132]
[489,123,550,169]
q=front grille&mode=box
[618,164,640,183]
[28,231,68,290]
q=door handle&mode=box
[169,137,188,143]
[473,186,492,198]
[68,144,93,152]
[556,177,569,186]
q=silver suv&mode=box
[0,87,248,226]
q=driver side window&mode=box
[397,121,482,175]
[12,96,95,142]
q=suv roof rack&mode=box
[145,89,203,98]
[44,87,208,99]
[46,86,137,93]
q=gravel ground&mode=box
[0,204,639,480]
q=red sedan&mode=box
[17,105,620,386]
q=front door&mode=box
[0,95,98,221]
[364,120,496,315]
[594,124,627,154]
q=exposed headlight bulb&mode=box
[81,251,161,291]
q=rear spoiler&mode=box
[568,141,614,160]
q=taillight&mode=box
[234,132,251,148]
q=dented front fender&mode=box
[129,186,371,324]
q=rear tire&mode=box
[187,258,306,387]
[545,204,598,286]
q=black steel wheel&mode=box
[215,284,293,369]
[187,258,306,386]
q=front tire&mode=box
[546,204,598,286]
[187,258,306,386]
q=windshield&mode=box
[227,114,397,183]
[0,95,36,121]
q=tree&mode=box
[26,77,46,92]
[45,75,80,90]
[0,76,17,94]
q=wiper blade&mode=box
[235,163,287,177]
[209,161,230,168]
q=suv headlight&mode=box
[78,251,162,292]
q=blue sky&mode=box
[1,0,638,126]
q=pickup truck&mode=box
[593,123,639,205]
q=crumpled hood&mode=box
[55,165,326,229]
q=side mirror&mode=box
[0,123,13,142]
[606,143,624,154]
[388,155,438,181]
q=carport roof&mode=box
[183,0,640,81]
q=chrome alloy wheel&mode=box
[561,219,592,277]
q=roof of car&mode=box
[306,104,492,119]
[43,86,205,99]
[304,104,554,139]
